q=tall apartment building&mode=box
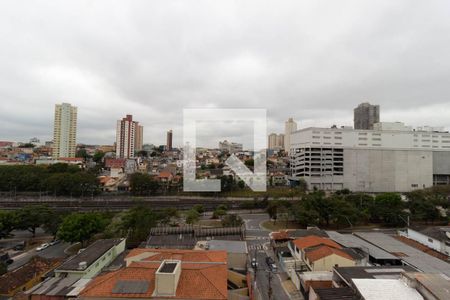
[277,134,285,149]
[166,130,173,151]
[115,115,143,158]
[52,103,77,158]
[284,118,298,153]
[290,122,450,192]
[354,102,380,130]
[268,133,286,150]
[268,133,277,149]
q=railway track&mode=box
[0,197,268,211]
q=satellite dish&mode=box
[445,231,450,240]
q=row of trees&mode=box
[0,164,100,197]
[268,189,448,228]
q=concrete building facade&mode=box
[353,102,379,130]
[115,115,143,158]
[284,118,298,153]
[166,129,173,151]
[268,133,285,150]
[290,126,450,192]
[52,103,77,158]
[219,140,243,153]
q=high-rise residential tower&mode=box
[284,118,297,153]
[52,103,77,158]
[115,115,143,158]
[354,102,380,130]
[166,130,173,151]
[277,134,285,149]
[268,133,277,149]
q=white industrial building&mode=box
[290,122,450,192]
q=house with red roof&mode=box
[79,249,229,300]
[289,235,356,272]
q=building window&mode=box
[411,184,418,188]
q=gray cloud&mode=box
[1,0,450,148]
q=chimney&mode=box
[154,260,181,297]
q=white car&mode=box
[36,243,50,251]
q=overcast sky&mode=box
[1,0,450,148]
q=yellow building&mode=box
[52,103,77,158]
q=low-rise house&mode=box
[309,286,355,300]
[104,158,126,177]
[147,226,245,250]
[79,249,229,300]
[157,170,173,183]
[332,266,416,289]
[25,277,92,300]
[352,278,423,300]
[0,256,61,298]
[401,272,450,300]
[291,271,333,295]
[400,226,450,256]
[289,236,356,272]
[54,238,125,280]
[196,240,248,271]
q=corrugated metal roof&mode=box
[355,232,450,276]
[326,231,398,260]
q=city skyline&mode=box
[1,1,450,146]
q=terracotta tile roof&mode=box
[81,249,228,299]
[305,245,354,262]
[270,230,290,241]
[105,158,126,168]
[157,171,173,178]
[293,235,342,250]
[0,256,61,294]
[126,248,227,263]
[58,157,84,162]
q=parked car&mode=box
[36,243,49,251]
[49,240,60,246]
[0,252,13,264]
[266,256,277,271]
[13,241,26,251]
[251,258,258,269]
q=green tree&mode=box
[222,214,244,227]
[186,209,200,224]
[130,173,159,196]
[76,148,90,160]
[0,261,7,275]
[266,201,280,221]
[93,151,105,164]
[369,193,405,226]
[193,204,205,214]
[120,206,160,244]
[0,210,16,238]
[15,205,53,237]
[57,212,109,246]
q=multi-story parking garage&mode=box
[290,123,450,192]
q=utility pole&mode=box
[268,271,273,300]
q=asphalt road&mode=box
[241,213,292,300]
[8,241,70,271]
[3,229,70,271]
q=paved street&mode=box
[8,241,70,271]
[241,213,293,300]
[2,229,70,271]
